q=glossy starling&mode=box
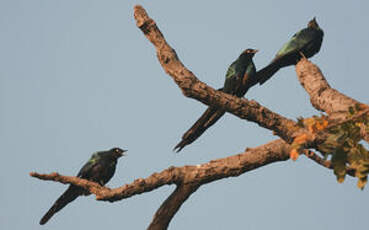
[257,17,324,85]
[39,147,127,225]
[174,49,258,152]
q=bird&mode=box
[257,17,324,85]
[39,147,127,225]
[174,49,258,152]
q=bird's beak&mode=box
[253,49,259,53]
[121,150,128,157]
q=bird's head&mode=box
[110,147,127,158]
[308,17,320,29]
[241,48,258,58]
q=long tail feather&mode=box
[257,62,281,85]
[174,107,225,152]
[39,186,82,225]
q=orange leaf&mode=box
[308,124,315,133]
[322,119,328,128]
[294,134,309,144]
[290,149,299,161]
[315,120,328,131]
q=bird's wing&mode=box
[76,152,101,179]
[225,60,237,80]
[223,60,241,94]
[274,28,318,61]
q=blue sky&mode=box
[1,0,368,229]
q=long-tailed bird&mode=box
[257,17,324,85]
[174,49,258,152]
[39,147,127,225]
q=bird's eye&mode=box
[115,148,120,152]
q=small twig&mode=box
[303,150,355,177]
[299,52,307,59]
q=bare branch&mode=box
[148,183,200,230]
[29,172,111,196]
[295,59,365,117]
[100,139,292,201]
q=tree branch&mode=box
[29,172,111,196]
[295,59,365,117]
[302,150,355,177]
[148,183,200,230]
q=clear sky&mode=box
[1,0,368,229]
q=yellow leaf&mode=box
[355,122,362,127]
[357,178,367,190]
[337,176,345,183]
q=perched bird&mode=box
[174,49,258,152]
[257,17,324,85]
[39,147,127,225]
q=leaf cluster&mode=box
[295,105,369,189]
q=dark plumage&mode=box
[174,49,258,152]
[39,147,126,225]
[257,17,324,85]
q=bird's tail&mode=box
[174,107,225,152]
[256,62,281,85]
[39,186,82,225]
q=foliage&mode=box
[293,105,369,189]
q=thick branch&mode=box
[295,59,364,117]
[148,183,200,230]
[100,139,291,201]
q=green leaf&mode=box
[349,106,355,115]
[332,149,347,183]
